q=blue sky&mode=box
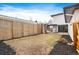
[0,3,75,23]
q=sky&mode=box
[0,3,75,23]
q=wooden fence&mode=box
[0,19,43,40]
[73,22,79,53]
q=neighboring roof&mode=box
[47,23,68,26]
[64,4,79,23]
[47,24,58,26]
[0,14,26,22]
[51,13,64,17]
[0,14,37,24]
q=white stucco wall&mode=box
[51,14,65,25]
[68,9,79,41]
[68,23,73,41]
[71,9,79,23]
[48,14,68,33]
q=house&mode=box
[48,4,79,40]
[47,4,79,53]
[64,4,79,40]
[48,13,68,33]
[64,4,79,52]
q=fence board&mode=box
[13,21,23,38]
[0,19,12,40]
[28,23,34,35]
[34,23,38,34]
[23,23,29,36]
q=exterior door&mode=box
[53,26,58,32]
[58,25,68,32]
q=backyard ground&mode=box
[0,33,78,55]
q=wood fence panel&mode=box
[13,21,23,38]
[73,23,78,48]
[41,24,43,33]
[76,23,79,51]
[37,24,40,34]
[37,24,42,34]
[0,18,43,40]
[23,23,29,36]
[34,24,38,34]
[39,24,42,34]
[0,20,12,40]
[28,23,34,35]
[0,20,4,40]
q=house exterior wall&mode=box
[68,9,79,41]
[48,14,68,33]
[51,14,65,25]
[71,9,79,23]
[68,23,73,41]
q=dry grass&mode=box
[3,34,61,55]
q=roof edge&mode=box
[51,13,64,17]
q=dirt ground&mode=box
[0,34,78,55]
[0,34,61,55]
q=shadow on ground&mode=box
[49,35,78,55]
[0,41,16,55]
[62,35,72,43]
